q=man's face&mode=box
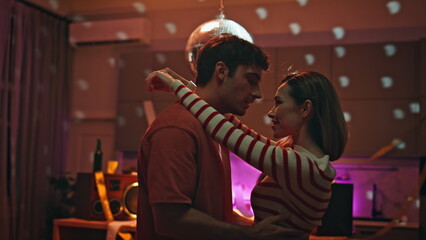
[219,64,263,116]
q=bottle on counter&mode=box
[93,139,103,172]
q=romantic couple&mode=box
[137,34,347,240]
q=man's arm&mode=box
[152,203,304,240]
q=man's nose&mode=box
[252,86,262,99]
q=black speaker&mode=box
[316,183,353,236]
[74,172,138,220]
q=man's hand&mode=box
[152,203,307,240]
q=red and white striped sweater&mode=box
[170,81,336,233]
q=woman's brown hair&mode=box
[280,71,348,161]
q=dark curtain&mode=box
[0,0,71,239]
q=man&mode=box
[137,34,303,240]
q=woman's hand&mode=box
[162,68,196,90]
[276,136,294,148]
[145,69,174,92]
[145,68,196,92]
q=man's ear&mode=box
[215,61,228,83]
[301,99,313,119]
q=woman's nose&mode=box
[268,108,275,119]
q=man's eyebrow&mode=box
[245,72,261,80]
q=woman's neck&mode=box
[292,127,324,158]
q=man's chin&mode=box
[232,109,246,116]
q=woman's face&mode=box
[268,83,304,138]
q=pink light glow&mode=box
[230,153,261,217]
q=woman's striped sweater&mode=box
[170,80,336,232]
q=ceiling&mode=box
[25,0,295,20]
[23,0,426,51]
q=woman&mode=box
[146,69,347,237]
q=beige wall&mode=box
[67,45,119,175]
[65,0,426,176]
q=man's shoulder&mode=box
[157,103,197,121]
[150,103,201,130]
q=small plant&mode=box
[48,176,76,217]
[45,175,76,240]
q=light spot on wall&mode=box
[387,1,401,15]
[72,15,86,22]
[165,22,177,34]
[255,7,268,20]
[117,116,127,127]
[296,0,308,7]
[48,0,59,10]
[384,44,397,57]
[366,190,373,200]
[408,102,420,114]
[89,152,94,164]
[289,22,301,35]
[108,57,116,67]
[133,2,147,14]
[344,112,352,123]
[135,106,145,117]
[304,53,315,65]
[144,68,153,76]
[334,46,346,58]
[69,36,77,47]
[263,115,272,125]
[332,27,345,40]
[394,139,406,150]
[74,110,86,120]
[255,98,262,103]
[77,79,89,91]
[116,31,129,40]
[400,215,408,223]
[155,53,167,64]
[380,76,393,88]
[415,199,420,209]
[393,108,405,119]
[118,58,126,68]
[82,22,93,28]
[338,75,350,88]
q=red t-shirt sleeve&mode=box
[147,127,197,205]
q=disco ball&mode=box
[185,14,254,76]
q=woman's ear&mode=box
[301,99,313,119]
[215,61,228,83]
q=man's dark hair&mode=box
[195,34,269,86]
